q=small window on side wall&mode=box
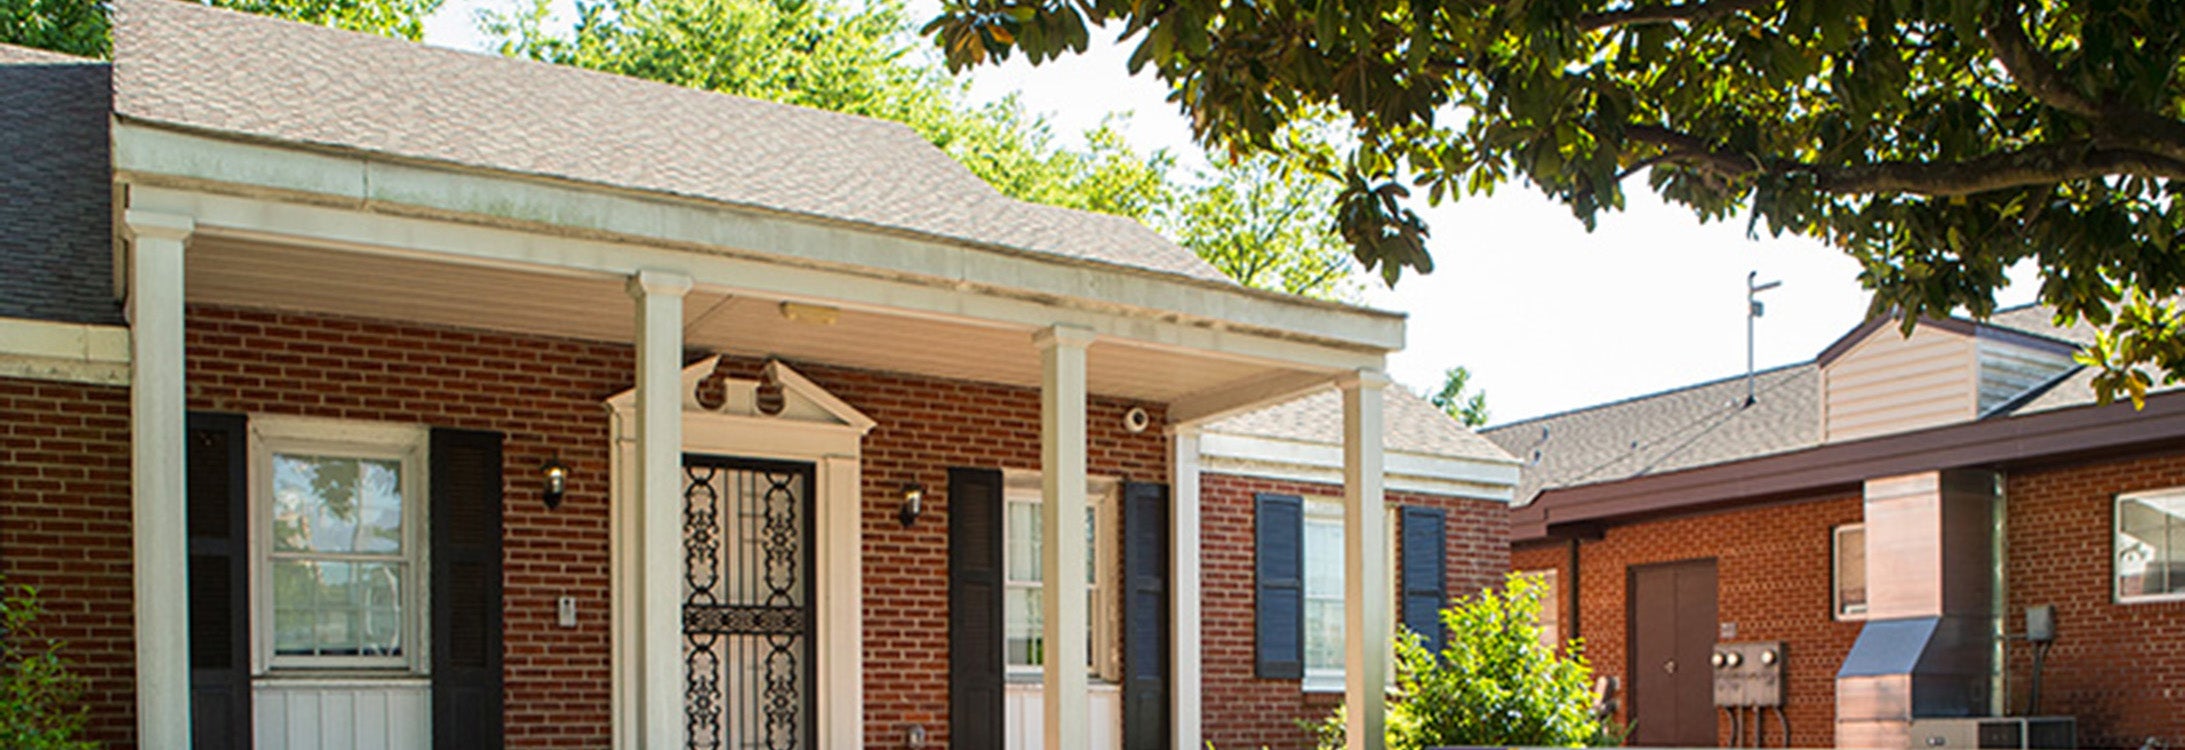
[2116,488,2185,604]
[1833,524,1867,620]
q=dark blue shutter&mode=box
[187,412,251,749]
[431,428,505,750]
[1254,493,1304,679]
[1400,506,1448,654]
[1121,482,1169,750]
[948,468,1006,749]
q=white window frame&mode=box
[2115,487,2185,605]
[1833,524,1868,621]
[1299,498,1396,694]
[249,416,431,675]
[1001,472,1121,683]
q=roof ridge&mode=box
[0,42,104,64]
[1484,361,1810,432]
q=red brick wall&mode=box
[1199,473,1510,750]
[186,305,632,748]
[2004,449,2185,749]
[1552,493,1864,748]
[0,378,136,748]
[1511,540,1572,646]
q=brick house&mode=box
[1488,306,2185,749]
[0,2,1519,749]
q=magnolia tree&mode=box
[928,0,2185,405]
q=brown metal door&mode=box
[1628,559,1718,747]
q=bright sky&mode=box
[423,0,2040,425]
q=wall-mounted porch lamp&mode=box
[542,456,569,509]
[899,483,924,528]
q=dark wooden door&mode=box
[1627,559,1718,747]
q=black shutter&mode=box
[1254,493,1304,679]
[947,467,1005,749]
[431,428,504,750]
[187,412,251,750]
[1120,482,1169,750]
[1400,506,1448,655]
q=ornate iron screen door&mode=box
[683,455,816,750]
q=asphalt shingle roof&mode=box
[111,0,1232,284]
[1482,303,2125,504]
[1208,387,1517,464]
[0,44,118,325]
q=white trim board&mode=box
[1197,432,1519,502]
[0,316,131,385]
[115,125,1404,360]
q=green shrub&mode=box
[1312,572,1618,749]
[0,582,95,749]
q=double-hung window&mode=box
[1001,474,1119,680]
[1298,498,1395,692]
[2116,488,2185,603]
[255,418,429,672]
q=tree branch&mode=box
[1577,0,1769,31]
[1978,4,2100,118]
[1626,125,2185,196]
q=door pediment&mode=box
[606,356,876,434]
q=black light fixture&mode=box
[542,456,569,509]
[899,482,924,528]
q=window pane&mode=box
[1304,519,1343,597]
[272,454,403,554]
[272,558,406,658]
[1838,527,1867,615]
[2117,495,2185,599]
[1006,587,1042,667]
[1007,502,1039,582]
[1304,599,1344,672]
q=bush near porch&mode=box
[1306,573,1616,750]
[0,582,95,749]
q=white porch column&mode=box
[1168,426,1204,749]
[125,210,194,747]
[817,454,864,750]
[630,270,692,750]
[1035,325,1095,750]
[1339,370,1390,750]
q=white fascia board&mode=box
[114,125,1404,361]
[1197,432,1519,502]
[0,316,132,385]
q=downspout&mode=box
[1567,536,1583,643]
[1992,473,2008,716]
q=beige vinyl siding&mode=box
[1976,337,2077,415]
[1823,325,1976,442]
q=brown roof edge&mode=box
[1510,389,2185,544]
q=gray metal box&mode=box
[1711,640,1784,707]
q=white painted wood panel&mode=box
[254,680,429,750]
[1005,682,1122,750]
[1823,325,1976,442]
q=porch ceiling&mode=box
[184,238,1313,404]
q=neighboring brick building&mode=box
[0,3,1518,749]
[1488,310,2185,750]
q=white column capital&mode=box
[121,210,195,244]
[1335,368,1392,392]
[1032,324,1098,351]
[626,269,693,299]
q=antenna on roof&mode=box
[1746,271,1783,407]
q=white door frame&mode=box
[609,357,873,750]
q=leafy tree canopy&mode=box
[492,0,1361,299]
[927,0,2185,404]
[3,0,439,57]
[1428,366,1490,428]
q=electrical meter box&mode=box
[1711,640,1784,707]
